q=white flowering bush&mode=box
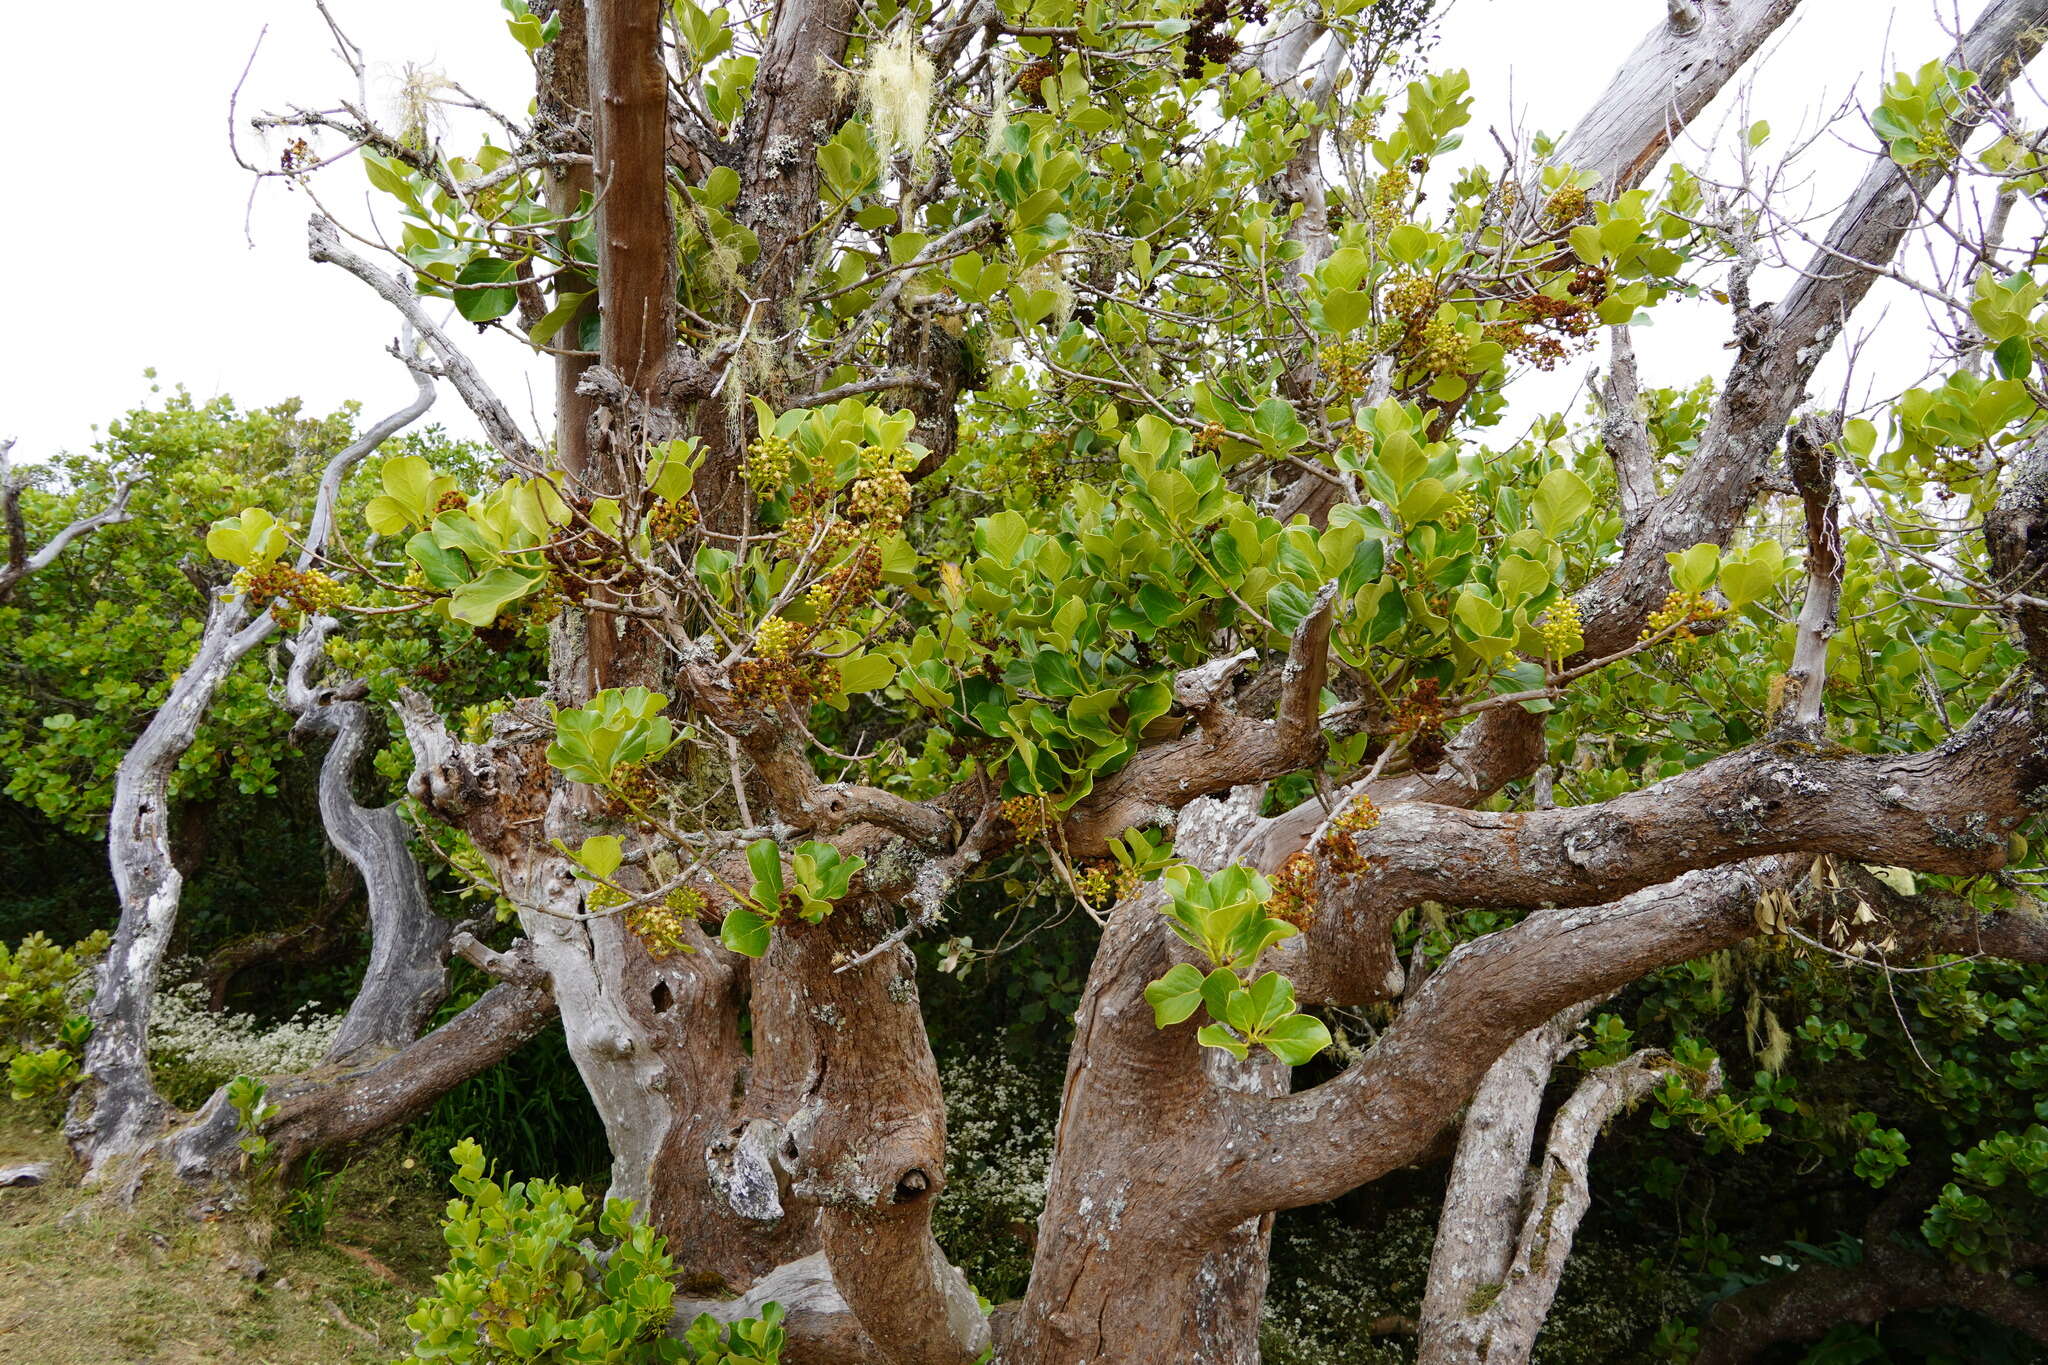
[147,976,343,1107]
[932,1052,1060,1302]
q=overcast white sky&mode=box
[0,1,1985,464]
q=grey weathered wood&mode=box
[0,437,139,604]
[1416,1002,1692,1365]
[282,617,453,1062]
[1553,0,1805,193]
[69,364,434,1173]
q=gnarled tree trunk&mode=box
[70,364,436,1176]
[283,616,453,1063]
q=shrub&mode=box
[0,929,106,1119]
[0,929,105,1062]
[145,977,342,1106]
[400,1138,783,1363]
[932,1051,1060,1303]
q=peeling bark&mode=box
[1775,413,1844,738]
[391,687,813,1289]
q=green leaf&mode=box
[1667,542,1721,594]
[380,455,450,523]
[576,835,623,878]
[835,653,895,694]
[1143,963,1207,1027]
[406,531,470,590]
[1199,966,1240,1021]
[507,478,571,536]
[1261,1013,1333,1065]
[1321,288,1371,333]
[455,257,520,323]
[979,510,1030,566]
[1252,398,1309,452]
[1495,553,1550,603]
[746,838,785,905]
[720,908,772,957]
[448,566,543,625]
[1994,336,2033,380]
[1718,543,1784,610]
[1386,224,1431,265]
[365,495,415,537]
[1195,1023,1249,1060]
[1531,468,1592,534]
[205,508,289,568]
[527,289,590,347]
[1244,971,1297,1031]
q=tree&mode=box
[68,0,2048,1360]
[0,438,137,606]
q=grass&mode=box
[0,1109,452,1363]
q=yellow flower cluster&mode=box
[1413,317,1472,376]
[999,795,1050,840]
[1269,851,1318,926]
[647,497,697,539]
[1438,489,1480,531]
[1072,861,1141,905]
[234,563,349,626]
[627,887,705,959]
[742,433,799,490]
[847,470,911,529]
[1370,168,1412,233]
[1537,597,1583,660]
[1543,185,1589,227]
[1642,589,1722,642]
[1319,339,1378,398]
[755,615,804,660]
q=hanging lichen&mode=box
[859,26,935,162]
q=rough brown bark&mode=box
[587,0,675,410]
[770,903,988,1365]
[994,788,1315,1365]
[536,0,598,476]
[1598,328,1657,539]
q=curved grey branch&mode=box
[309,215,537,466]
[284,617,453,1062]
[70,363,436,1171]
[0,436,140,604]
